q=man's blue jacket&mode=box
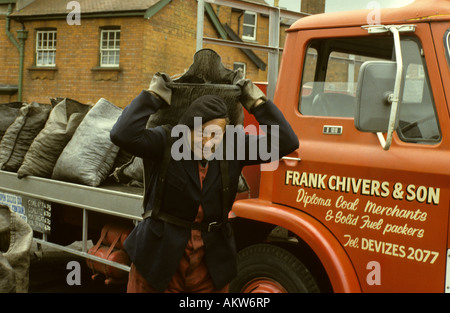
[110,90,299,291]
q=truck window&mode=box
[300,38,388,118]
[397,39,441,143]
[299,36,441,144]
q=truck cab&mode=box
[231,0,450,293]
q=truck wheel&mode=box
[230,244,320,293]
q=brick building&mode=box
[0,0,322,107]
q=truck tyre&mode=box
[230,244,320,293]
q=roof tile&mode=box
[12,0,161,16]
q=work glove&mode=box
[237,79,267,112]
[148,72,172,105]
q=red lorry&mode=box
[1,0,449,293]
[229,0,450,293]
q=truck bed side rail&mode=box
[0,170,143,220]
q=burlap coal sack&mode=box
[0,102,52,172]
[0,205,33,293]
[146,48,244,128]
[0,102,22,142]
[110,155,144,187]
[17,98,91,179]
[0,254,15,293]
[52,98,122,187]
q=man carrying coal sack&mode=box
[110,73,299,293]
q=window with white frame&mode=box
[100,28,120,67]
[36,30,57,67]
[233,62,246,78]
[242,11,257,41]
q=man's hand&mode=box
[237,79,267,112]
[148,72,172,106]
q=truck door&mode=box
[272,24,450,292]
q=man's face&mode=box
[190,118,227,160]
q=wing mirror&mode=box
[355,25,415,150]
[354,61,398,133]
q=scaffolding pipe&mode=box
[196,0,205,51]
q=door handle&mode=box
[281,156,302,162]
[281,150,301,166]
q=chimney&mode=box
[301,0,325,14]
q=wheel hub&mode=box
[242,278,288,293]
